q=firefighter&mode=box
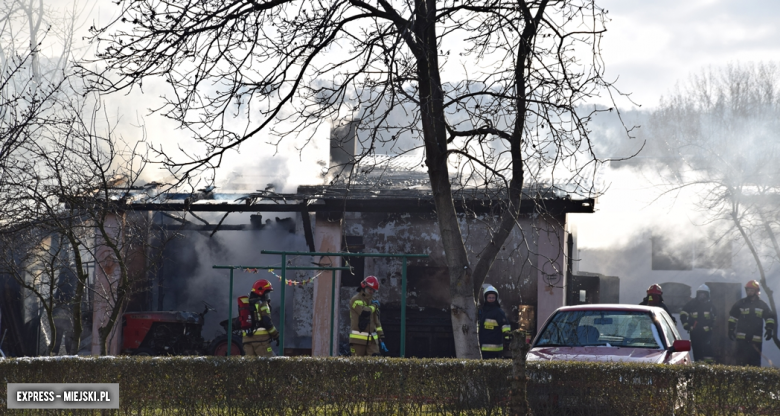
[478,285,511,359]
[639,284,677,324]
[680,284,716,362]
[728,280,776,367]
[349,276,385,356]
[243,279,279,357]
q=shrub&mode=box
[1,356,778,415]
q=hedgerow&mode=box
[1,356,779,415]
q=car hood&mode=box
[527,346,668,364]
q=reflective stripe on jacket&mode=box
[243,299,278,342]
[349,291,382,344]
[729,297,776,343]
[478,302,509,350]
[680,298,716,334]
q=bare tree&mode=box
[1,0,167,356]
[87,0,628,357]
[649,62,780,349]
[0,83,170,354]
[1,0,82,355]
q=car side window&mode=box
[660,312,681,341]
[655,313,675,347]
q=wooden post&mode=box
[508,330,532,416]
[311,213,342,356]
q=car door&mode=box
[656,311,690,364]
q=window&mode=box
[655,314,674,348]
[651,236,692,270]
[657,311,680,343]
[651,235,732,270]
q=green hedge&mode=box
[1,356,779,415]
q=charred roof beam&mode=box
[120,197,595,215]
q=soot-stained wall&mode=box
[150,212,313,349]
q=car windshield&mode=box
[535,310,664,349]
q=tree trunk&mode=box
[44,309,57,356]
[404,0,547,358]
[69,236,86,355]
[70,278,84,354]
[95,212,130,355]
[413,0,480,359]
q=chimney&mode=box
[329,120,359,181]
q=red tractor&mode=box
[121,303,245,356]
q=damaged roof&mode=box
[116,184,594,216]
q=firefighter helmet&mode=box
[251,279,273,296]
[647,284,663,296]
[483,285,499,302]
[745,280,761,291]
[696,284,710,296]
[361,276,380,291]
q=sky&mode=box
[567,0,780,249]
[597,0,780,109]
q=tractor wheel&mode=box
[132,348,155,357]
[208,335,245,356]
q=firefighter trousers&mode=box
[690,331,713,362]
[350,341,380,356]
[243,335,275,357]
[735,340,762,367]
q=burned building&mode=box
[115,179,594,357]
[302,184,594,357]
[0,127,597,358]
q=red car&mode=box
[528,304,691,365]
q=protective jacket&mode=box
[244,294,279,342]
[639,295,677,324]
[349,291,383,345]
[728,297,776,343]
[680,298,715,335]
[478,302,510,353]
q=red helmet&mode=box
[746,280,761,291]
[252,279,273,296]
[647,284,663,296]
[361,276,380,291]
